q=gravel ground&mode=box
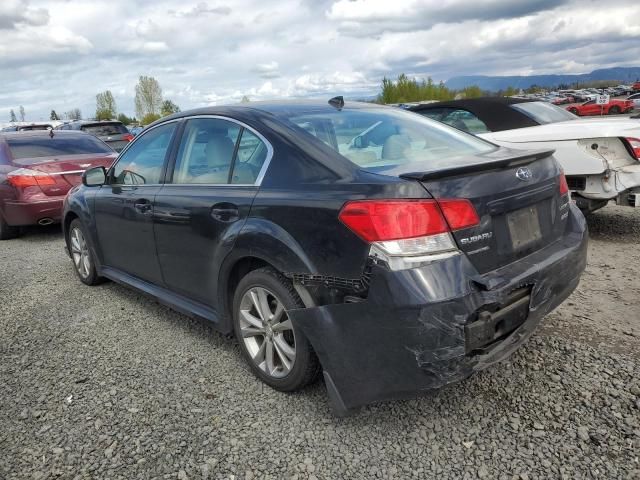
[1,204,639,479]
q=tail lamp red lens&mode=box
[625,137,640,160]
[559,172,569,196]
[123,133,134,142]
[338,199,479,243]
[7,169,56,188]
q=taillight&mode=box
[123,133,134,142]
[339,199,480,265]
[7,168,56,188]
[625,137,640,159]
[559,172,569,196]
[338,200,449,243]
[438,199,480,230]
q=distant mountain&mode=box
[445,67,640,91]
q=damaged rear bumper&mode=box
[289,205,588,414]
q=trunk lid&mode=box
[14,153,117,196]
[400,148,569,274]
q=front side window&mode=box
[281,107,496,174]
[110,122,176,185]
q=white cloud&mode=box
[0,0,639,120]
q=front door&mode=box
[153,117,270,308]
[94,121,178,284]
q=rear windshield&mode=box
[281,107,496,173]
[81,123,128,136]
[7,135,114,162]
[511,101,577,124]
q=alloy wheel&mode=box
[70,227,91,279]
[239,287,296,378]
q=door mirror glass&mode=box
[83,166,107,186]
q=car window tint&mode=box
[440,109,490,134]
[415,108,451,122]
[7,135,114,162]
[110,122,176,185]
[230,129,268,184]
[81,123,128,136]
[172,118,240,184]
[284,108,495,173]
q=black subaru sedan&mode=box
[62,99,587,414]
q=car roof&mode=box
[407,97,541,132]
[150,100,390,128]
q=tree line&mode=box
[8,76,180,126]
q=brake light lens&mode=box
[7,168,56,188]
[123,133,134,142]
[438,199,480,231]
[625,137,640,159]
[338,200,449,243]
[339,199,480,267]
[559,172,569,196]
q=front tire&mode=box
[0,214,19,240]
[232,267,320,391]
[569,108,579,115]
[68,219,102,286]
[609,106,620,115]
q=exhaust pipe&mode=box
[38,218,54,226]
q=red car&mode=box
[0,131,117,239]
[566,99,634,116]
[632,81,640,92]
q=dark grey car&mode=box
[56,121,133,152]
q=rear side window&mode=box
[439,109,490,134]
[81,123,128,136]
[110,122,177,185]
[171,118,269,185]
[7,135,114,163]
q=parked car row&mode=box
[408,97,640,213]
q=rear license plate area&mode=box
[507,206,542,250]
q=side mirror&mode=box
[82,166,107,187]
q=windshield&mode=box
[81,123,128,136]
[282,107,496,173]
[7,135,114,162]
[511,101,577,124]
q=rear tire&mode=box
[232,267,320,392]
[569,108,579,115]
[0,214,19,240]
[68,219,102,286]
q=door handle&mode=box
[211,203,240,222]
[134,200,152,214]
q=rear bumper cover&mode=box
[3,197,64,226]
[290,205,588,414]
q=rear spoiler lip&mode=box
[399,148,555,182]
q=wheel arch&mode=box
[217,220,318,332]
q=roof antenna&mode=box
[328,95,344,110]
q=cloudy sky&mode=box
[1,0,639,121]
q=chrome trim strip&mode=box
[49,170,86,175]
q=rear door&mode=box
[93,121,178,284]
[153,116,270,308]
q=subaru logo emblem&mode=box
[516,167,532,181]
